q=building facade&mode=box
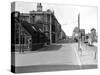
[20,3,63,44]
[11,3,66,52]
[11,11,47,52]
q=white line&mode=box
[73,44,82,66]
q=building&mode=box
[72,27,86,42]
[20,3,64,44]
[80,29,85,42]
[72,27,80,42]
[11,3,66,52]
[11,11,47,52]
[84,28,97,44]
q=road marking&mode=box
[73,44,82,66]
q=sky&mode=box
[13,1,98,36]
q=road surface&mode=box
[14,43,80,66]
[11,42,97,73]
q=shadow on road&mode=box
[57,39,75,43]
[13,44,62,54]
[37,44,62,52]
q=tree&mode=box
[90,28,97,42]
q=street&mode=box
[14,43,79,66]
[12,42,97,73]
[14,41,97,67]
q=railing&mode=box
[11,43,45,52]
[11,44,32,52]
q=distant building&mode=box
[80,29,85,42]
[72,27,80,42]
[85,28,97,44]
[72,27,85,42]
[59,29,67,40]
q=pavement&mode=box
[78,43,97,65]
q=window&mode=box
[15,32,19,44]
[20,35,25,44]
[16,37,19,44]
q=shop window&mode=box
[16,37,19,44]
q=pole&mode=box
[49,14,52,44]
[78,13,80,31]
[78,13,80,52]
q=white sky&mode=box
[14,1,98,36]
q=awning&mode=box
[21,21,38,37]
[20,21,45,37]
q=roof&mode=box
[21,21,37,37]
[15,19,44,37]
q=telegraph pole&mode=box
[78,13,80,31]
[78,13,80,52]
